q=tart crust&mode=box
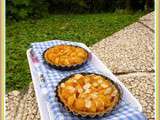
[56,73,122,117]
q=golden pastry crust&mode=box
[44,45,88,67]
[57,73,121,117]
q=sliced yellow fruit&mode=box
[67,95,76,106]
[90,101,96,112]
[75,98,85,111]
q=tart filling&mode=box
[43,45,88,67]
[57,73,121,117]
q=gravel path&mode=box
[6,83,40,120]
[6,12,155,120]
[91,17,154,74]
[118,73,154,120]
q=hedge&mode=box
[7,0,154,20]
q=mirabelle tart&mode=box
[43,45,89,68]
[57,73,121,117]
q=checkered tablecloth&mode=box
[31,40,147,120]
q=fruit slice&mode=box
[75,98,85,111]
[73,74,83,80]
[90,100,97,112]
[99,95,111,107]
[95,97,105,111]
[61,88,75,99]
[67,95,76,106]
[105,87,113,95]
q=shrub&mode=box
[6,0,49,20]
[6,0,154,21]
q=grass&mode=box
[6,12,145,92]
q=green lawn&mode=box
[6,12,144,92]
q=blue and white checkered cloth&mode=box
[31,40,147,120]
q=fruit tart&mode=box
[56,73,121,117]
[43,45,89,70]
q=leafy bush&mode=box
[6,0,49,20]
[7,0,154,20]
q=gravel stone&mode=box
[118,73,154,119]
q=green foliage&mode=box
[6,12,145,92]
[7,0,49,20]
[7,0,154,20]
